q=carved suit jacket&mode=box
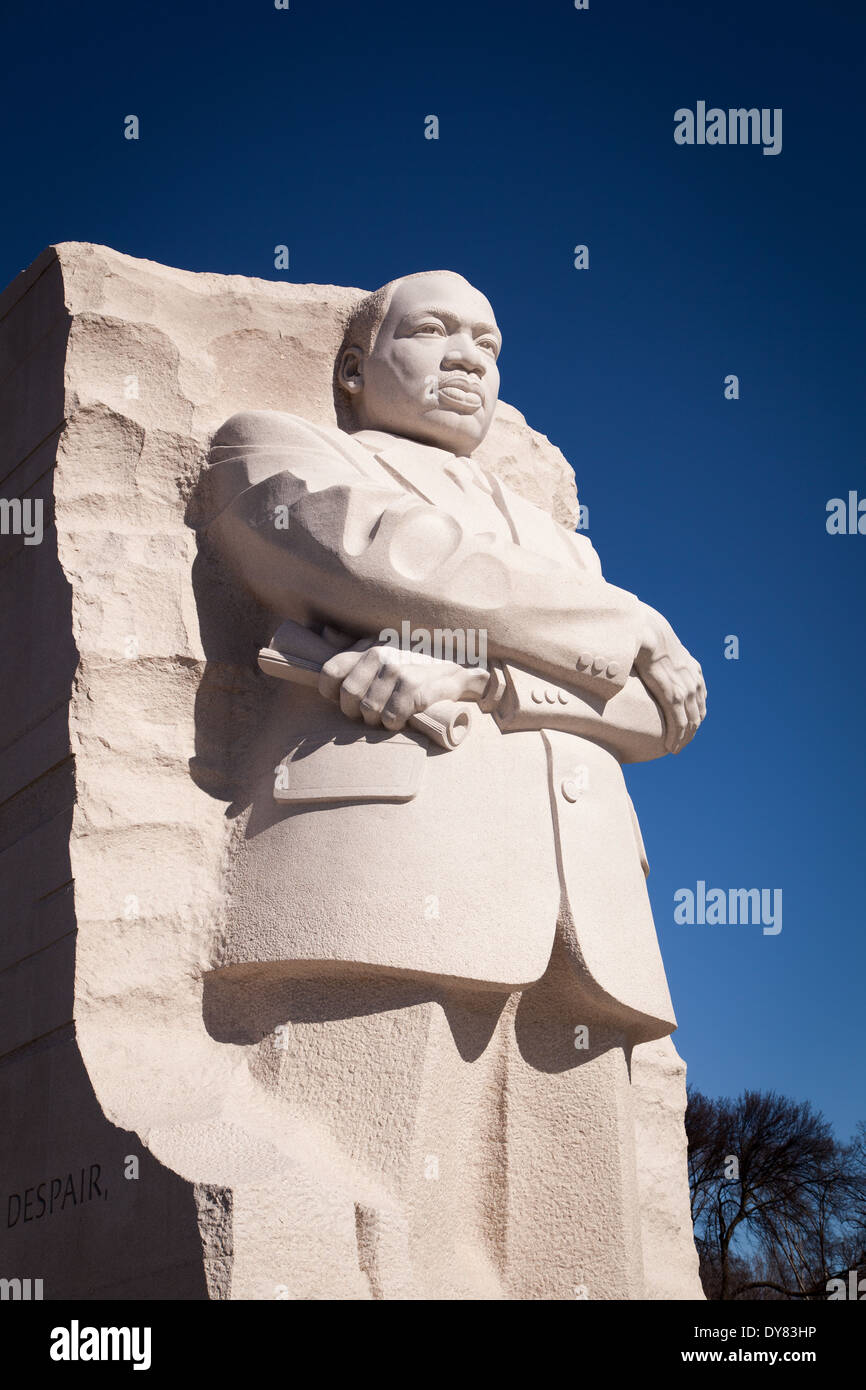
[203,410,676,1043]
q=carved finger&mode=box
[696,680,708,721]
[359,666,400,726]
[339,683,365,720]
[664,688,688,753]
[339,656,379,720]
[381,685,417,731]
[319,650,361,703]
[684,688,702,734]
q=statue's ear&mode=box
[337,345,364,397]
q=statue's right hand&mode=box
[319,640,488,731]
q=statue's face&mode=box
[344,273,501,455]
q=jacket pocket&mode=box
[273,731,426,803]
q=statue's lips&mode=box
[438,381,484,413]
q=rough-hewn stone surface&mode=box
[633,1037,703,1299]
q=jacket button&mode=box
[545,689,556,703]
[606,661,620,679]
[557,690,569,704]
[591,657,605,674]
[576,654,591,670]
[561,778,579,802]
[531,687,544,702]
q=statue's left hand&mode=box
[319,639,489,731]
[634,606,707,754]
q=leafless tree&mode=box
[686,1089,866,1300]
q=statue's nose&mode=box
[442,334,486,372]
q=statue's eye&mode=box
[478,339,499,356]
[415,321,445,335]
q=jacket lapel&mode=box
[358,434,471,512]
[484,473,587,569]
[351,429,584,570]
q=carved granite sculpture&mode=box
[202,270,707,1297]
[0,246,705,1299]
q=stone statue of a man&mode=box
[202,270,706,1299]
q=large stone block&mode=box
[0,243,701,1299]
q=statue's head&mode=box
[336,270,501,456]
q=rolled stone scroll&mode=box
[258,619,473,752]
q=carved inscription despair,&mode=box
[6,1165,106,1227]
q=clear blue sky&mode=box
[2,0,863,1138]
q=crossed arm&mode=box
[206,413,706,756]
[320,602,706,757]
